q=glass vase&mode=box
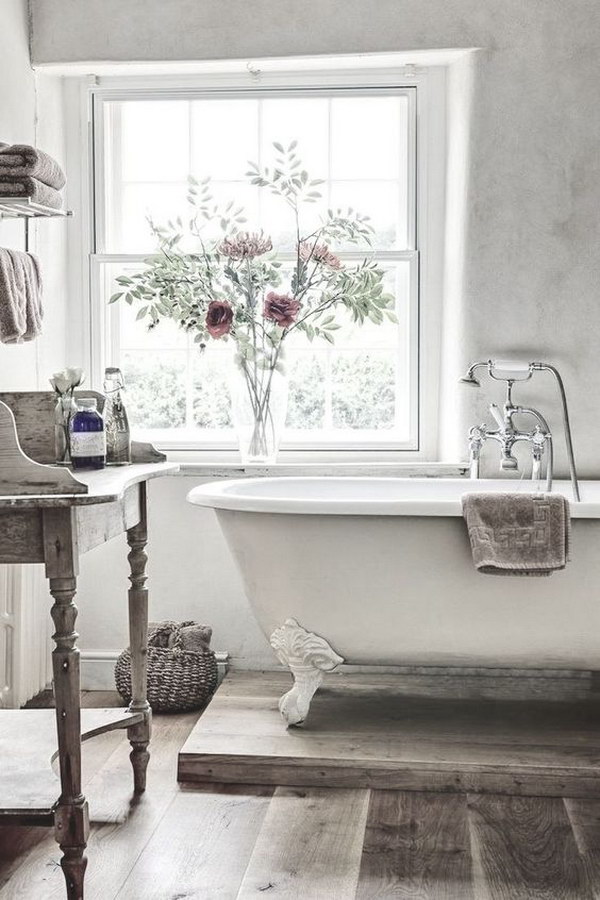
[54,393,78,464]
[230,358,288,465]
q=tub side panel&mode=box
[215,512,600,669]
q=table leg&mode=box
[43,507,88,900]
[49,574,89,900]
[126,482,152,793]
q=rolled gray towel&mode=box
[0,144,66,190]
[0,177,63,210]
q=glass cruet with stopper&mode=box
[103,367,131,465]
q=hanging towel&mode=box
[15,250,43,341]
[0,249,26,342]
[0,177,63,210]
[0,249,43,344]
[0,144,66,191]
[461,492,570,576]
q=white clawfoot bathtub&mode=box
[188,477,600,725]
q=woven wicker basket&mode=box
[115,620,218,713]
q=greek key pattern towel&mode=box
[462,492,570,576]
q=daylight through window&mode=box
[94,87,419,450]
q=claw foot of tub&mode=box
[270,618,344,726]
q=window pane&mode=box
[331,350,396,430]
[117,183,189,253]
[120,101,189,182]
[193,349,233,428]
[330,96,406,180]
[286,352,326,429]
[329,181,403,250]
[97,88,417,448]
[261,98,329,179]
[191,99,259,181]
[121,351,187,429]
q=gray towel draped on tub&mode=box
[0,248,43,343]
[462,492,570,576]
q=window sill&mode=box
[164,452,469,479]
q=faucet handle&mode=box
[469,424,487,443]
[488,403,505,431]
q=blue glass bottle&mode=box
[69,398,106,470]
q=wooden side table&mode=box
[0,393,178,899]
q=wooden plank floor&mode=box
[2,684,600,898]
[178,671,600,797]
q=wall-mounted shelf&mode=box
[0,197,73,218]
[0,197,73,251]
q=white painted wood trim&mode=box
[64,56,449,458]
[80,648,229,691]
[166,460,469,476]
[0,565,52,709]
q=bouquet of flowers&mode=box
[111,142,396,461]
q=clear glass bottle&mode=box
[103,367,131,465]
[54,392,78,464]
[70,398,106,470]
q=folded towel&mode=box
[0,144,66,190]
[462,492,570,576]
[0,249,43,344]
[0,177,63,210]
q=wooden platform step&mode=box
[178,671,600,798]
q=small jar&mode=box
[70,398,106,470]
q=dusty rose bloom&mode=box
[205,300,234,338]
[263,291,301,328]
[299,241,343,270]
[218,231,273,259]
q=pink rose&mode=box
[205,300,233,338]
[263,291,301,328]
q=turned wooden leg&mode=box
[126,482,152,794]
[270,618,344,726]
[44,509,89,900]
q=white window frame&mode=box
[65,56,447,462]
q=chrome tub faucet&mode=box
[459,360,580,502]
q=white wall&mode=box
[0,0,39,388]
[27,0,600,677]
[0,1,70,703]
[0,0,69,390]
[76,476,272,688]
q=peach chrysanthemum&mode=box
[219,231,272,259]
[299,241,343,270]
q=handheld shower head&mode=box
[459,359,534,386]
[459,373,481,387]
[458,361,488,387]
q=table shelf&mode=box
[0,708,143,819]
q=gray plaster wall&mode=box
[31,0,600,474]
[25,0,600,678]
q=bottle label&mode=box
[70,431,106,458]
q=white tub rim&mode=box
[186,476,596,517]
